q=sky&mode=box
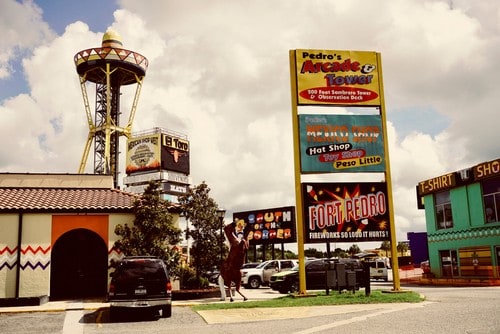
[1,0,499,252]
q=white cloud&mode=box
[0,0,54,79]
[1,0,500,249]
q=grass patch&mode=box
[192,289,424,311]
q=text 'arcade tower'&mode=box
[74,30,148,188]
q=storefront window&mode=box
[435,191,453,229]
[482,178,500,223]
[459,246,492,277]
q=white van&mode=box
[368,258,389,281]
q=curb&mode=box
[0,297,228,314]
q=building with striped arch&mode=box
[0,173,180,304]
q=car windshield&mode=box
[255,262,268,269]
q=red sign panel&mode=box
[302,182,390,243]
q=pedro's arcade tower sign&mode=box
[289,49,400,294]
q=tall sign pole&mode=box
[376,53,400,290]
[288,54,307,293]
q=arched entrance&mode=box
[50,228,108,300]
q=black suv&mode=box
[108,256,172,319]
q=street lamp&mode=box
[216,209,226,265]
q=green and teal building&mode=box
[417,158,500,281]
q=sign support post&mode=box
[289,51,307,294]
[376,53,400,291]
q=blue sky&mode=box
[390,107,450,139]
[35,0,117,34]
[1,0,499,246]
[0,0,117,101]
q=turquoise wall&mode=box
[424,183,500,278]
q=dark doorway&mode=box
[439,249,459,278]
[50,228,108,300]
[496,246,500,277]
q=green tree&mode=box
[380,240,391,257]
[348,244,361,256]
[114,181,182,275]
[246,246,298,262]
[304,248,326,258]
[178,182,225,286]
[283,249,298,259]
[397,241,409,256]
[332,247,348,258]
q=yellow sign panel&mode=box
[417,173,456,196]
[473,158,500,181]
[294,49,381,106]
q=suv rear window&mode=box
[114,260,167,281]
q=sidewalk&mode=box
[0,297,268,313]
[0,300,109,314]
[0,296,228,314]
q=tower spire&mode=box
[74,30,148,188]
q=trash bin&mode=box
[326,268,336,288]
[335,263,346,291]
[346,271,356,293]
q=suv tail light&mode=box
[109,283,115,296]
[166,281,172,293]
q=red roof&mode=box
[0,188,137,212]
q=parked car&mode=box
[269,258,365,294]
[241,262,260,269]
[367,258,389,281]
[241,259,298,289]
[202,267,220,285]
[108,256,172,319]
[206,270,220,285]
[420,260,431,274]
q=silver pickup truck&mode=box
[241,259,298,289]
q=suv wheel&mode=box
[248,277,261,289]
[109,306,120,321]
[279,287,289,294]
[161,305,172,318]
[289,280,299,293]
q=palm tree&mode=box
[380,241,391,257]
[397,242,409,256]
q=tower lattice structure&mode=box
[74,31,148,188]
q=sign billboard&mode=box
[473,158,500,181]
[417,172,456,197]
[162,182,188,196]
[126,134,161,174]
[299,114,385,173]
[160,133,190,174]
[233,206,296,245]
[293,49,381,106]
[302,182,390,243]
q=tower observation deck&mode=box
[74,30,148,188]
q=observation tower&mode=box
[74,30,148,188]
